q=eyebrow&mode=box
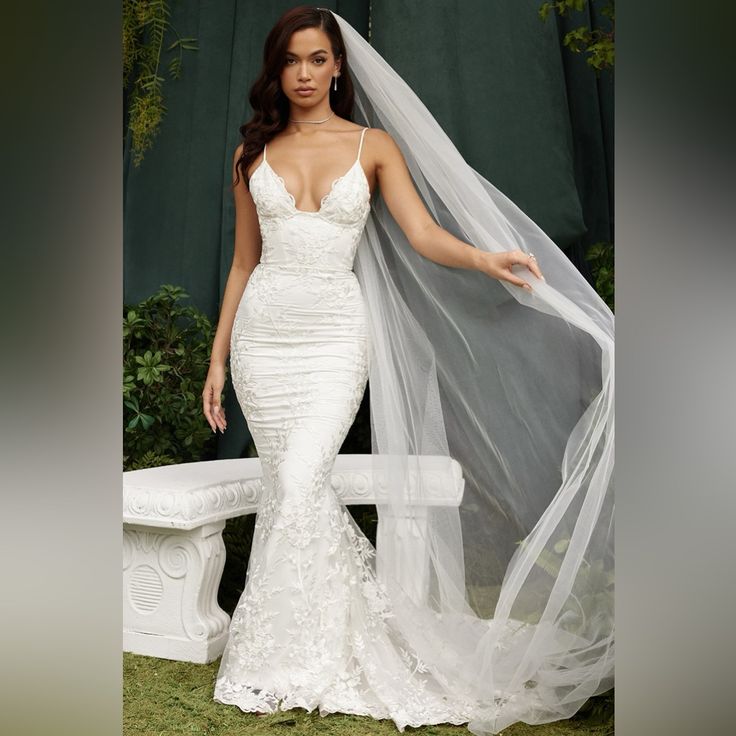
[285,49,328,57]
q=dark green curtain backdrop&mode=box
[370,0,613,275]
[124,0,613,459]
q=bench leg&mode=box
[123,521,231,663]
[376,506,430,606]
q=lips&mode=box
[296,87,315,92]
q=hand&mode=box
[480,250,546,291]
[202,363,227,433]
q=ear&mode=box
[334,54,342,75]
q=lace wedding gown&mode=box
[213,127,471,729]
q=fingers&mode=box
[500,252,530,290]
[212,402,227,433]
[504,250,546,289]
[202,385,215,432]
[526,257,545,281]
[505,273,533,290]
[202,384,227,433]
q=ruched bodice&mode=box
[248,127,371,273]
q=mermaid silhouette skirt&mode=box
[213,130,473,729]
[214,262,373,708]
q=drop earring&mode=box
[333,74,338,91]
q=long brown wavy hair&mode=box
[233,6,356,190]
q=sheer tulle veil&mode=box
[331,11,614,735]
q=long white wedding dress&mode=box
[214,128,472,728]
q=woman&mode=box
[203,6,613,736]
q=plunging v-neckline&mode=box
[257,157,366,215]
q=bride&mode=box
[202,6,614,736]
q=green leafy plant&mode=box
[539,0,615,72]
[123,0,198,166]
[127,449,178,471]
[585,240,615,312]
[123,284,218,470]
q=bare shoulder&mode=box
[367,128,404,168]
[366,127,392,145]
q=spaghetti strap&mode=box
[356,127,369,162]
[262,142,267,162]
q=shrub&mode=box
[123,284,220,470]
[585,241,615,313]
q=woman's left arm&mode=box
[371,128,545,291]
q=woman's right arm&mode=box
[202,143,263,433]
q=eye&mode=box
[314,57,326,64]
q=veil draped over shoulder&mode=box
[333,12,614,735]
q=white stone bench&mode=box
[123,454,465,663]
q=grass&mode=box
[123,652,613,736]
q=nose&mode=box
[297,62,311,81]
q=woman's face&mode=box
[280,27,340,107]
